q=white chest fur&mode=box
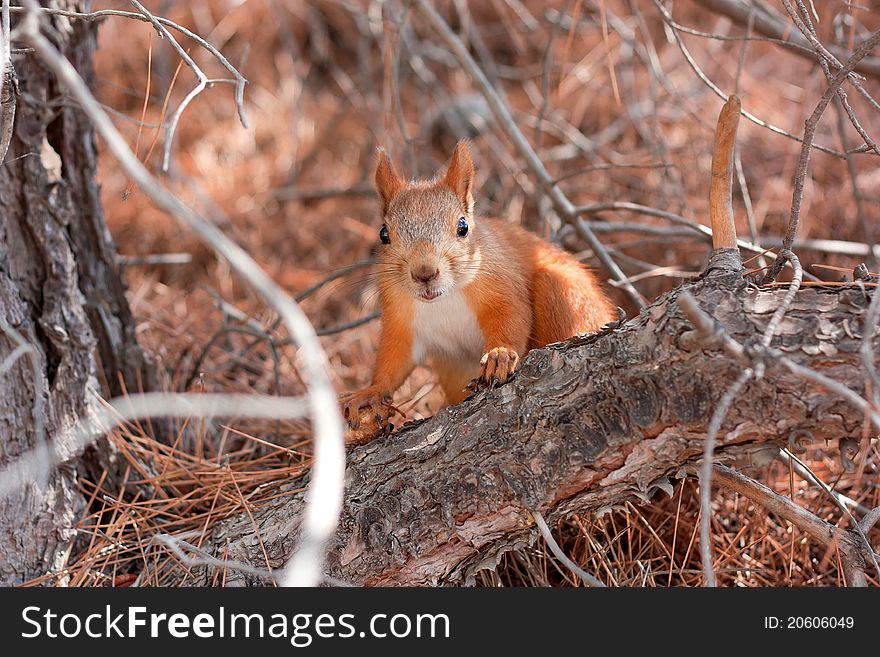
[411,291,485,365]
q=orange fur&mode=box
[433,359,475,405]
[341,142,617,444]
[371,284,415,392]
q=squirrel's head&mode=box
[373,141,482,303]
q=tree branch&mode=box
[711,464,872,587]
[696,0,880,81]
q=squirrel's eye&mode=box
[457,217,469,237]
[379,224,390,244]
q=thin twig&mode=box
[532,510,605,587]
[781,0,880,122]
[696,0,880,81]
[273,183,375,203]
[760,252,803,351]
[316,312,380,337]
[127,1,207,173]
[148,532,275,583]
[860,279,880,408]
[534,0,570,156]
[699,369,752,587]
[859,507,880,534]
[7,3,249,128]
[653,0,867,160]
[577,201,769,256]
[780,448,880,581]
[834,99,877,269]
[117,252,192,266]
[765,27,880,282]
[775,449,871,516]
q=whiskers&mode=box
[293,258,376,303]
[290,258,404,320]
[445,250,482,281]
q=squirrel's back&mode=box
[468,217,616,349]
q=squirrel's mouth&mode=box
[418,288,443,302]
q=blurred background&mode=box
[61,0,880,585]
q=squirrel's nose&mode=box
[411,267,440,284]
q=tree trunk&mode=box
[172,268,878,586]
[0,2,152,586]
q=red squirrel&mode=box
[342,141,616,444]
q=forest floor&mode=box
[33,0,880,587]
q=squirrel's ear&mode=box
[443,140,475,213]
[375,149,404,216]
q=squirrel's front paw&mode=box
[469,347,520,391]
[339,387,395,445]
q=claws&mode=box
[339,387,397,445]
[469,346,520,392]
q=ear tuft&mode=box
[442,140,475,213]
[375,148,404,216]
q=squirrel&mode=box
[341,141,616,444]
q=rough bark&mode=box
[0,2,152,585]
[173,269,879,586]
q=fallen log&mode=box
[170,266,876,585]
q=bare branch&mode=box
[776,449,871,517]
[147,533,275,584]
[859,507,880,535]
[711,464,869,587]
[765,27,880,282]
[316,312,380,337]
[532,510,604,587]
[7,3,248,129]
[780,0,879,153]
[780,448,880,578]
[700,369,752,587]
[653,0,868,159]
[127,1,207,173]
[697,0,880,82]
[834,99,877,270]
[860,267,880,407]
[0,391,309,500]
[274,183,375,203]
